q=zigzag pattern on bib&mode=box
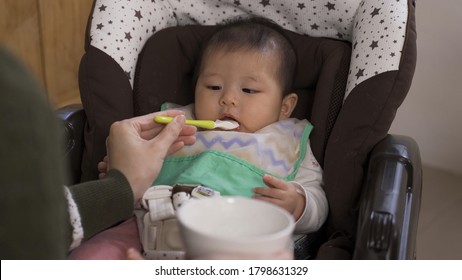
[172,118,311,177]
[196,133,257,150]
[196,133,293,173]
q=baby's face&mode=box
[194,49,285,133]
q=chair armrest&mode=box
[354,134,422,259]
[56,104,86,185]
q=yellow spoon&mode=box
[154,116,239,130]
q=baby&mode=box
[156,17,327,227]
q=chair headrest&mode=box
[89,0,410,99]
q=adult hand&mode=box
[106,110,196,203]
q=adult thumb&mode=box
[149,114,185,152]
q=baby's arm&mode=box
[289,149,327,234]
[254,146,327,234]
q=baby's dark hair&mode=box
[195,17,297,96]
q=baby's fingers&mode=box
[253,190,284,209]
[97,160,107,173]
[262,174,289,190]
[97,156,108,180]
[253,186,285,202]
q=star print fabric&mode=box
[90,0,408,98]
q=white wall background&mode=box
[390,0,462,176]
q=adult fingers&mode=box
[146,115,186,156]
[140,124,196,141]
[167,141,186,155]
[137,110,187,132]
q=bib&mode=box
[153,105,312,197]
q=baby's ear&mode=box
[279,93,298,120]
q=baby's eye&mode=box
[207,85,222,91]
[242,88,256,94]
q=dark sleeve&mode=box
[0,47,69,259]
[65,169,134,247]
[0,48,135,259]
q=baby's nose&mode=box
[219,89,239,106]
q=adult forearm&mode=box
[65,169,134,250]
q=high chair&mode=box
[58,0,421,259]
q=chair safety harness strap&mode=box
[136,184,220,259]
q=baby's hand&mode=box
[97,155,108,179]
[253,174,305,220]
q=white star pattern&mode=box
[90,0,408,98]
